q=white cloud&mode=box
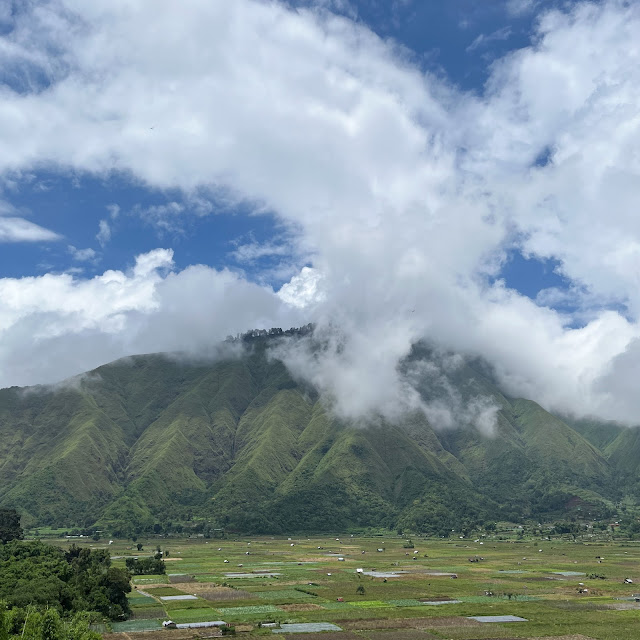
[0,0,639,427]
[277,266,324,309]
[232,241,291,264]
[0,248,297,388]
[466,26,512,52]
[0,201,61,243]
[505,0,539,17]
[96,219,111,246]
[68,245,97,262]
[106,204,120,219]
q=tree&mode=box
[125,557,165,575]
[0,605,100,640]
[0,510,23,544]
[1,542,130,620]
[41,609,63,640]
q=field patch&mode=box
[319,601,354,610]
[339,616,482,630]
[128,593,156,604]
[469,614,528,622]
[133,575,169,585]
[279,604,324,612]
[385,599,424,607]
[274,622,342,633]
[278,634,362,640]
[216,604,281,616]
[110,620,162,632]
[190,586,255,602]
[255,589,314,600]
[146,587,186,597]
[363,632,438,640]
[130,607,166,620]
[168,574,196,583]
[164,608,223,624]
[349,600,391,608]
[459,595,536,603]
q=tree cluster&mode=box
[125,555,165,575]
[0,541,130,620]
[0,510,23,544]
[0,605,100,640]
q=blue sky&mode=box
[1,0,564,297]
[1,0,640,425]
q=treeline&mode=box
[0,541,130,620]
[225,323,314,343]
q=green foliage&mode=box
[0,338,633,535]
[0,542,130,620]
[0,605,100,640]
[0,510,23,544]
[124,557,165,575]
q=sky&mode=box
[1,0,640,425]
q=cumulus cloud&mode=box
[0,0,640,428]
[0,248,298,388]
[277,267,324,309]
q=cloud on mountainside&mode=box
[1,0,640,426]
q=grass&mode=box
[145,586,186,596]
[253,589,314,600]
[132,575,169,584]
[349,600,392,608]
[46,533,640,638]
[110,620,162,632]
[163,608,222,623]
[127,593,156,604]
[215,605,282,617]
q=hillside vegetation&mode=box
[0,331,632,535]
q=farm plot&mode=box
[49,533,640,638]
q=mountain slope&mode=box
[0,334,623,533]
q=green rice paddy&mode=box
[54,533,640,638]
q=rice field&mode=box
[57,533,640,638]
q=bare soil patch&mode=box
[234,625,253,633]
[169,575,196,583]
[129,608,165,620]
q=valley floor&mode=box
[44,533,640,639]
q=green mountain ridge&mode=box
[0,334,633,534]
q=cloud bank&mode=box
[1,0,640,426]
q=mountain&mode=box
[0,331,626,535]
